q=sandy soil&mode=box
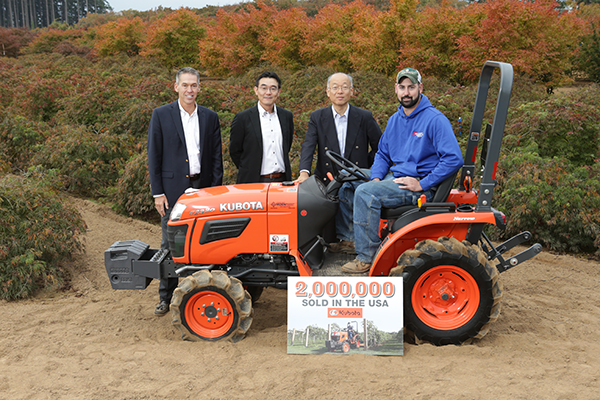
[1,198,600,399]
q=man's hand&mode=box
[155,195,169,217]
[393,176,422,192]
[296,171,310,183]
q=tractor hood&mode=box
[167,182,302,265]
[170,183,270,222]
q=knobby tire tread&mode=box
[170,270,253,342]
[390,237,503,346]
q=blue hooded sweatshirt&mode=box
[370,94,463,191]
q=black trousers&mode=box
[159,176,201,303]
[159,207,178,303]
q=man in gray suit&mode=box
[147,67,223,315]
[297,73,382,184]
[229,72,294,184]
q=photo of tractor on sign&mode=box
[104,61,542,346]
[326,321,365,353]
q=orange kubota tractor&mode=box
[105,61,541,345]
[326,321,365,353]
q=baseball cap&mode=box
[396,68,422,84]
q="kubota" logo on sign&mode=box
[327,308,363,318]
[220,202,264,212]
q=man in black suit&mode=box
[297,73,382,184]
[229,72,294,183]
[147,67,223,315]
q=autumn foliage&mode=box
[1,0,600,300]
[0,27,35,57]
[5,0,596,85]
[140,9,205,70]
[454,0,585,83]
[94,16,146,57]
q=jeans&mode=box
[336,171,434,263]
[335,169,372,244]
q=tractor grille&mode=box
[200,218,251,244]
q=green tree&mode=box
[577,23,600,83]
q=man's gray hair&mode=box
[327,73,353,88]
[176,67,201,84]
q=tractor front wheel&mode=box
[171,270,253,342]
[390,237,502,346]
[342,341,351,353]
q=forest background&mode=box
[0,0,599,300]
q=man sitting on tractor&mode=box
[346,322,355,340]
[334,68,464,274]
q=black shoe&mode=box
[154,300,169,316]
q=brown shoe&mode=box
[328,240,356,254]
[341,259,371,275]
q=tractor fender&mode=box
[370,211,497,277]
[290,249,313,277]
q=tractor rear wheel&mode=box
[390,237,503,346]
[171,270,253,342]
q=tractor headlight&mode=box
[170,202,187,221]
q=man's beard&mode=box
[400,93,421,109]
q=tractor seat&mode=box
[380,172,457,220]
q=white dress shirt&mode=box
[178,100,201,176]
[257,102,285,175]
[332,104,349,157]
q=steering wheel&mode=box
[326,150,369,182]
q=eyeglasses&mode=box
[258,85,280,93]
[328,85,351,92]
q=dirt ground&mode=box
[1,198,600,399]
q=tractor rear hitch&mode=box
[480,232,542,273]
[501,231,535,253]
[494,243,542,273]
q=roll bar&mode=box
[458,61,514,213]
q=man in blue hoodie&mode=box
[335,67,464,274]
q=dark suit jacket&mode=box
[229,105,294,184]
[147,100,223,207]
[299,105,382,183]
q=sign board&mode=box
[287,276,403,355]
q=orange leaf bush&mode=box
[140,9,206,71]
[94,16,146,57]
[199,1,277,76]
